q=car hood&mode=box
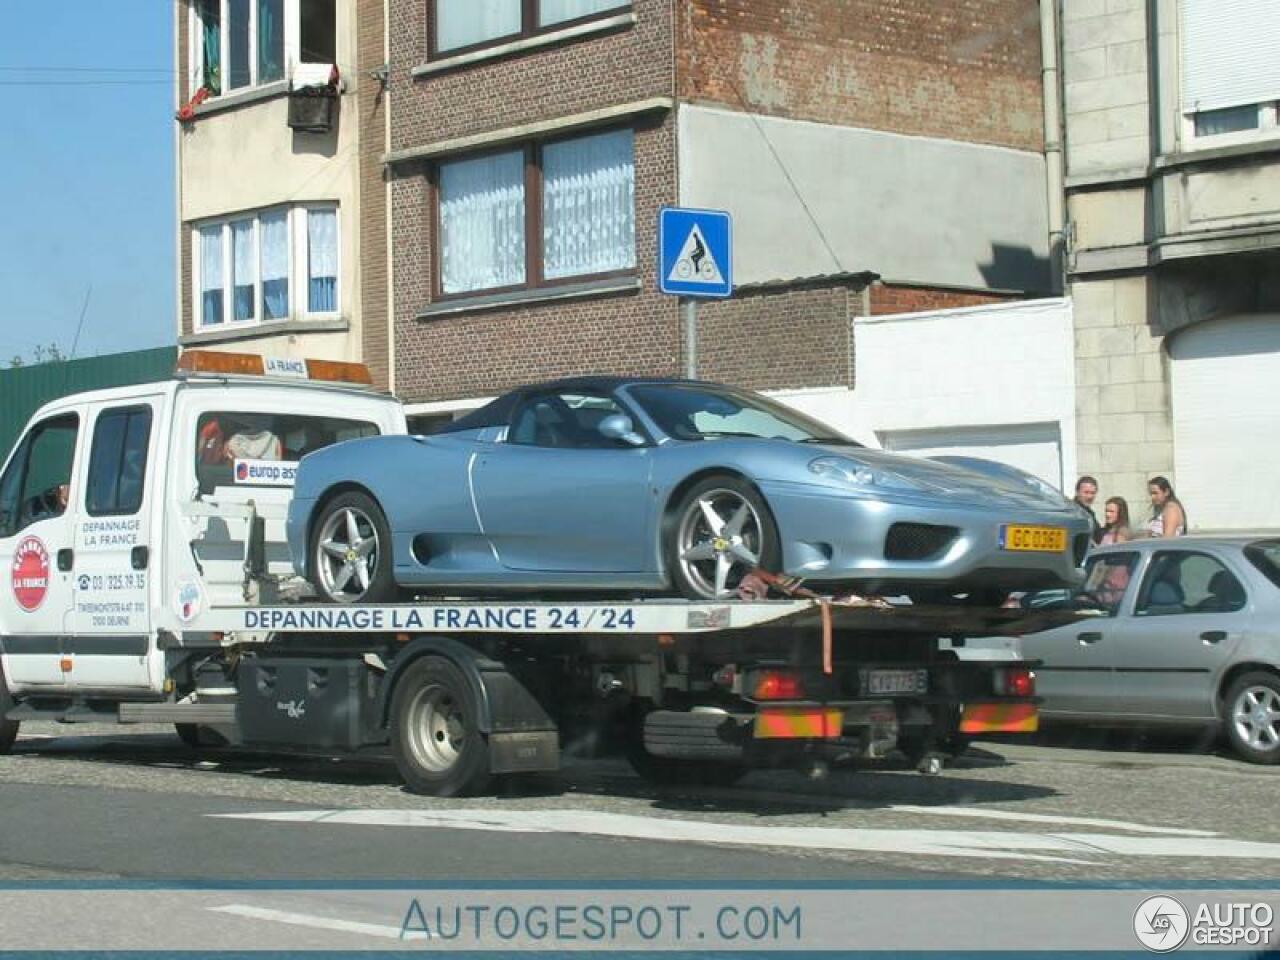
[807,444,1071,512]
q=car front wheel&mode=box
[1224,672,1280,764]
[309,491,397,604]
[667,476,780,600]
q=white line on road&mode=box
[887,805,1217,837]
[209,904,402,940]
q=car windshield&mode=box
[1245,539,1280,589]
[627,384,860,445]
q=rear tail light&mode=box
[753,670,804,700]
[994,667,1036,698]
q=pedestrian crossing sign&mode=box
[659,207,733,298]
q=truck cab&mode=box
[0,351,405,701]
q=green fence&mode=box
[0,347,178,460]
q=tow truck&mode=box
[0,351,1055,796]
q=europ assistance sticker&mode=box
[1134,895,1274,951]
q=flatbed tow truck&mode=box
[0,351,1063,796]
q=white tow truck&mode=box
[0,351,1054,795]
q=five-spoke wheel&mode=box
[310,491,397,604]
[668,476,779,600]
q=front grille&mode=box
[884,522,960,561]
[1073,533,1090,566]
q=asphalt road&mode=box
[2,721,1277,886]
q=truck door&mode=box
[0,411,82,689]
[69,401,160,689]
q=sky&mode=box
[0,1,175,364]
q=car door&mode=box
[1019,550,1139,717]
[0,410,83,689]
[470,389,654,573]
[1103,549,1248,720]
[69,400,162,689]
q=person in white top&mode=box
[1147,476,1186,538]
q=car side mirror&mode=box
[598,414,645,447]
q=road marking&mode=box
[888,805,1217,837]
[209,904,401,940]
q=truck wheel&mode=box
[0,665,18,755]
[623,709,747,787]
[1224,672,1280,764]
[390,657,491,797]
[310,491,398,604]
[667,475,780,600]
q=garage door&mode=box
[880,422,1064,491]
[1171,314,1280,531]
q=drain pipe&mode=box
[1041,0,1067,291]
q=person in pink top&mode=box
[1099,496,1132,545]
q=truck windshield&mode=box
[628,384,859,445]
[196,411,378,494]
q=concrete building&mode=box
[384,1,1065,458]
[172,0,391,388]
[1062,0,1280,529]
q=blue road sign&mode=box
[659,207,733,298]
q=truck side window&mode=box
[195,412,378,494]
[87,407,153,517]
[0,415,80,536]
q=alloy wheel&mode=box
[1232,685,1280,752]
[676,488,763,599]
[315,506,380,603]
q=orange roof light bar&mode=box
[177,350,372,386]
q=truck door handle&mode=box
[1201,630,1226,645]
[57,548,74,572]
[1077,631,1103,645]
[131,546,149,571]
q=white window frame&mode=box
[1182,102,1280,149]
[193,204,339,331]
[189,0,336,99]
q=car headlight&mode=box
[808,456,922,490]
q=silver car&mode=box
[1019,536,1280,763]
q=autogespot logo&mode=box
[1134,896,1190,952]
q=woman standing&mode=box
[1147,476,1187,538]
[1100,497,1132,544]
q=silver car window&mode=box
[1134,551,1248,617]
[1081,552,1137,615]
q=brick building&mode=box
[383,0,1060,438]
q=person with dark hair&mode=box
[1100,496,1132,545]
[1147,476,1186,538]
[1073,475,1102,544]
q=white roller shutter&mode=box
[1171,315,1280,531]
[1181,0,1280,112]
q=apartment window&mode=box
[194,0,334,96]
[195,204,339,329]
[1181,0,1280,144]
[431,0,630,55]
[436,128,634,297]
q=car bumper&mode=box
[285,497,315,578]
[758,480,1089,591]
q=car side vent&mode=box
[884,523,959,561]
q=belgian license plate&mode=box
[861,669,927,696]
[1001,524,1067,553]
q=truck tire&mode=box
[390,656,491,796]
[0,664,18,755]
[309,491,398,604]
[623,709,747,787]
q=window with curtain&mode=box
[257,0,284,83]
[197,0,317,96]
[195,205,339,330]
[200,225,224,326]
[227,0,251,90]
[439,151,527,294]
[200,0,222,94]
[542,129,634,279]
[307,208,339,313]
[539,0,624,28]
[435,0,522,52]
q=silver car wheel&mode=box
[676,488,763,599]
[1232,685,1280,752]
[315,506,380,603]
[403,682,465,773]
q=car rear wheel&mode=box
[668,476,780,600]
[1224,672,1280,764]
[310,491,397,604]
[390,656,491,797]
[0,664,18,755]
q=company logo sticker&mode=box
[1134,895,1190,952]
[174,580,204,624]
[11,536,50,612]
[232,459,297,487]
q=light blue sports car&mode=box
[287,378,1090,603]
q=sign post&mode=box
[659,207,733,379]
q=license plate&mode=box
[1000,524,1067,553]
[861,668,928,696]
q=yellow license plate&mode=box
[1000,524,1067,553]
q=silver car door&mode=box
[1104,549,1247,720]
[1019,551,1138,717]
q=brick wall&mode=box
[356,0,390,389]
[677,0,1045,151]
[870,284,1018,316]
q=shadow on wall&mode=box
[978,243,1054,295]
[1155,251,1280,338]
[291,125,339,160]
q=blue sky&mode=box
[0,1,175,363]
